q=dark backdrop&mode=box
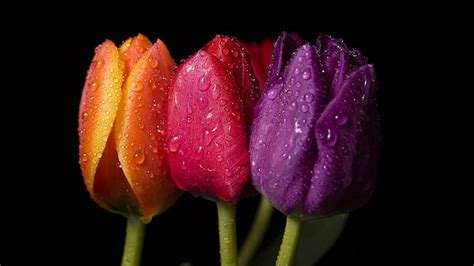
[51,24,419,265]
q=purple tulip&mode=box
[250,32,379,217]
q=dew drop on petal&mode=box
[266,89,278,100]
[300,104,309,113]
[334,114,348,126]
[304,93,314,103]
[168,135,181,152]
[133,148,145,165]
[131,81,144,92]
[302,70,311,80]
[147,57,158,68]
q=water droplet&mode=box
[133,149,145,165]
[224,169,232,177]
[266,89,278,100]
[197,96,208,110]
[304,51,311,59]
[199,75,210,91]
[232,112,241,121]
[204,129,216,146]
[319,128,338,146]
[295,81,302,88]
[91,82,98,91]
[146,170,154,178]
[294,67,301,75]
[294,121,303,133]
[216,155,223,162]
[168,135,180,152]
[81,112,89,119]
[302,70,311,80]
[116,162,122,168]
[288,101,297,111]
[334,114,348,125]
[147,57,158,68]
[304,93,314,103]
[223,48,229,55]
[81,153,88,162]
[231,50,239,58]
[297,56,303,62]
[300,104,309,113]
[211,84,220,100]
[131,81,143,92]
[95,59,104,69]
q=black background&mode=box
[49,24,419,265]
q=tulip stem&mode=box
[276,216,303,266]
[238,197,273,266]
[121,215,146,266]
[217,201,238,266]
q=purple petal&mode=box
[267,32,300,83]
[316,35,368,100]
[304,65,378,216]
[250,44,327,215]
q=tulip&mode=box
[167,35,261,266]
[78,34,181,266]
[250,32,379,264]
[167,35,260,203]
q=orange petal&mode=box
[119,34,152,77]
[79,40,124,203]
[116,39,182,222]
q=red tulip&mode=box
[79,34,181,222]
[166,35,261,203]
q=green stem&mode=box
[238,197,273,266]
[276,216,303,266]
[121,215,146,266]
[217,201,238,266]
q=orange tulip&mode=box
[78,34,181,223]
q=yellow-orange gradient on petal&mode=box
[116,40,181,221]
[79,35,181,222]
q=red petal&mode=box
[203,35,261,127]
[167,51,250,203]
[246,38,274,90]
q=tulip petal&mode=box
[246,38,273,91]
[267,32,300,83]
[116,39,181,221]
[79,40,124,206]
[304,65,378,216]
[250,44,327,215]
[204,35,261,127]
[87,36,153,215]
[167,51,249,204]
[316,35,368,99]
[119,34,152,76]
